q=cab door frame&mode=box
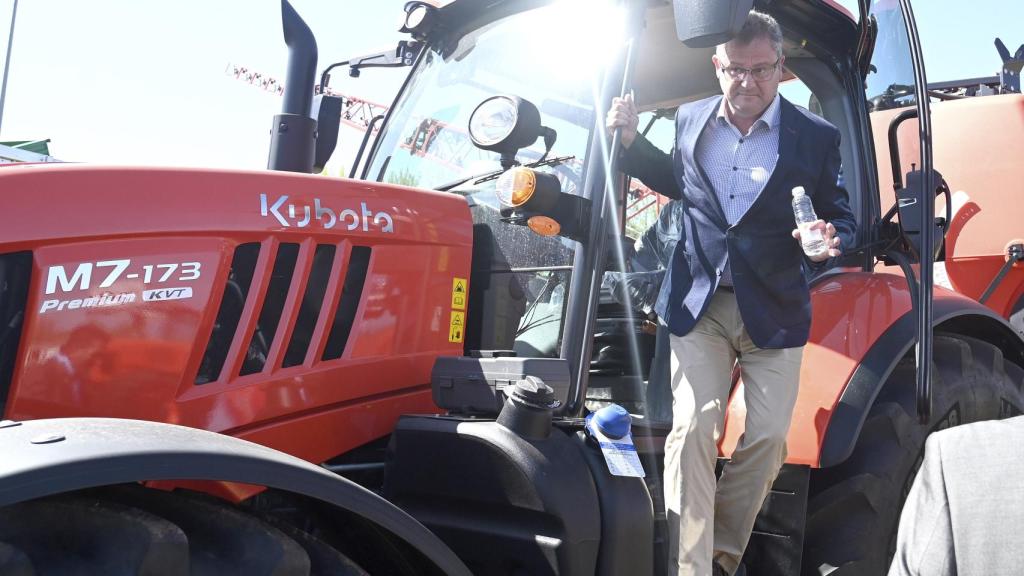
[858,0,937,421]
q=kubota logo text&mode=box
[260,194,395,233]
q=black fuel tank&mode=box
[384,414,601,575]
[384,389,653,575]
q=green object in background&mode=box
[0,139,50,155]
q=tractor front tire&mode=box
[0,484,369,576]
[802,334,1024,575]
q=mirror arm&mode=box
[319,41,422,90]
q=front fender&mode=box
[718,270,1022,468]
[0,417,471,576]
[816,286,1023,468]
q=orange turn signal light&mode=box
[527,215,561,236]
[496,167,537,208]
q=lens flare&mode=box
[536,0,626,80]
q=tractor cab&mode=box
[344,0,944,574]
[351,0,932,421]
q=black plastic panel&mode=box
[0,252,32,414]
[741,464,810,576]
[386,416,599,575]
[241,243,299,376]
[195,243,260,384]
[283,244,336,368]
[322,246,371,361]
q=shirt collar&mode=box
[716,93,781,132]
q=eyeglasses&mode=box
[719,58,781,81]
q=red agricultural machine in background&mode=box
[1,0,1023,574]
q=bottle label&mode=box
[798,222,828,256]
[799,221,824,242]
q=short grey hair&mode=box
[723,11,783,58]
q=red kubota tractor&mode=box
[1,0,1022,574]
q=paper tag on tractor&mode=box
[587,418,645,478]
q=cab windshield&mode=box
[366,3,613,191]
[365,2,622,358]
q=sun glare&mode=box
[539,0,628,80]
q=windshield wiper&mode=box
[434,154,576,192]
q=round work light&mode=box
[468,96,543,168]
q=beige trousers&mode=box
[664,290,803,576]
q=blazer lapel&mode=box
[680,96,729,229]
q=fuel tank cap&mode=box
[508,375,561,410]
[588,404,631,439]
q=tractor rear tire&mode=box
[802,333,1024,575]
[0,485,369,576]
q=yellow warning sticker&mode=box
[451,277,468,310]
[448,310,465,343]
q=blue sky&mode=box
[0,0,1019,170]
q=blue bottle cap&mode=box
[591,404,631,439]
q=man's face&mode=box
[712,37,784,123]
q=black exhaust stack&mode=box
[268,0,317,173]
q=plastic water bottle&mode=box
[792,186,828,258]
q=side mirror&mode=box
[672,0,754,48]
[312,94,343,173]
[897,168,947,263]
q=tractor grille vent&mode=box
[0,251,32,415]
[196,242,372,385]
[196,243,261,384]
[322,246,371,361]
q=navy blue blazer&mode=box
[621,95,856,349]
